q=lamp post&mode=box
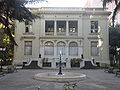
[117,48,120,71]
[58,50,62,75]
[0,47,6,72]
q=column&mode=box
[78,40,83,58]
[54,21,57,36]
[54,44,57,57]
[66,21,69,36]
[66,44,69,57]
[41,20,45,36]
[66,44,71,68]
[78,17,83,36]
[52,58,56,68]
[40,40,44,59]
[53,44,57,68]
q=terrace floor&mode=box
[0,69,120,90]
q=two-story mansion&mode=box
[14,7,110,68]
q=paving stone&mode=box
[0,69,120,90]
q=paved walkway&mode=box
[0,69,120,90]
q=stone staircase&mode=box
[22,60,41,69]
[80,59,99,69]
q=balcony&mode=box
[69,32,78,36]
[45,32,54,36]
[57,32,66,36]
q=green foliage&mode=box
[38,86,42,90]
[63,82,77,90]
[109,24,120,66]
[109,24,120,48]
[0,0,45,22]
[0,0,46,45]
[0,25,14,65]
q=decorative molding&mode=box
[39,36,84,39]
[87,36,102,39]
[21,36,36,39]
[53,40,57,43]
[77,40,82,45]
[41,40,45,43]
[23,32,34,35]
[89,33,100,35]
[31,7,111,15]
[65,40,69,43]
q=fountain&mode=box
[33,51,86,82]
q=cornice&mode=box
[21,35,36,39]
[87,36,102,39]
[39,36,84,39]
[29,7,111,15]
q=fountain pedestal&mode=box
[34,72,86,82]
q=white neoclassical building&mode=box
[14,7,110,68]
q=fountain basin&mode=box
[33,72,86,82]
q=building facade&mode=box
[14,7,110,68]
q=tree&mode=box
[103,0,120,27]
[0,0,46,45]
[109,25,120,47]
[109,24,120,66]
[0,24,14,65]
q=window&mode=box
[91,41,99,56]
[24,41,32,55]
[44,41,54,55]
[25,20,32,33]
[45,21,54,33]
[57,21,66,33]
[69,42,78,56]
[57,41,66,55]
[69,21,78,33]
[91,21,98,33]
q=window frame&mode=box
[45,21,54,32]
[69,42,78,56]
[24,41,32,55]
[68,21,78,33]
[91,41,99,56]
[44,41,54,56]
[57,21,66,35]
[57,41,66,55]
[91,21,98,33]
[25,20,33,33]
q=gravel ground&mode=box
[0,69,120,90]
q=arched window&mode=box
[57,41,66,55]
[44,41,54,55]
[69,42,78,56]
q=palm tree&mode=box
[0,0,46,45]
[103,0,120,27]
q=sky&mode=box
[27,0,87,7]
